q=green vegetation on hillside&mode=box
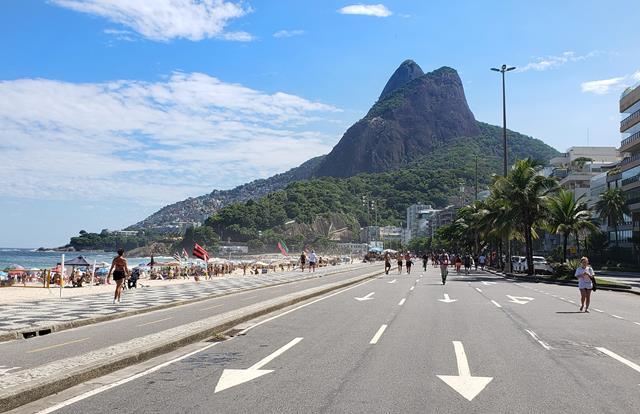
[202,124,559,250]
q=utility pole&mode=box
[475,154,478,201]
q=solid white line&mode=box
[36,341,220,413]
[249,337,303,370]
[525,329,551,350]
[238,276,375,335]
[475,288,482,293]
[491,300,502,308]
[136,317,173,327]
[611,315,623,319]
[596,347,640,374]
[410,286,415,291]
[398,298,406,306]
[370,324,388,344]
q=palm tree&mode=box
[594,188,630,247]
[493,158,558,275]
[546,189,599,262]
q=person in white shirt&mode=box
[575,256,595,312]
[308,250,317,272]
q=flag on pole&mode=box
[193,243,209,262]
[182,248,189,259]
[173,252,182,262]
[277,241,289,256]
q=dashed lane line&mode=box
[525,329,551,350]
[137,317,173,327]
[596,347,640,375]
[611,315,623,319]
[475,288,482,293]
[410,286,415,291]
[370,324,388,344]
[593,308,604,313]
[398,298,406,306]
[201,304,224,311]
[491,300,502,308]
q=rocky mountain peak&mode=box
[379,59,425,100]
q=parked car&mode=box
[519,256,553,275]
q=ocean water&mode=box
[0,248,169,270]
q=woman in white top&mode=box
[575,256,595,312]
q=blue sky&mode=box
[1,0,639,247]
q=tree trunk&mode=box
[562,232,568,263]
[575,230,581,256]
[614,224,619,247]
[525,225,534,275]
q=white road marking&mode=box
[439,293,457,303]
[410,286,415,291]
[36,341,221,413]
[596,347,640,374]
[611,315,623,319]
[370,325,388,344]
[491,300,502,308]
[398,298,406,306]
[416,279,420,283]
[506,295,534,305]
[437,341,493,401]
[634,322,640,326]
[137,317,173,327]
[481,281,497,286]
[355,292,375,301]
[201,304,224,311]
[524,329,551,350]
[26,338,90,354]
[238,276,375,335]
[0,366,21,376]
[241,295,258,301]
[388,279,397,284]
[475,288,482,293]
[215,337,303,393]
[593,308,604,313]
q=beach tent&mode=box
[0,271,8,280]
[65,256,93,267]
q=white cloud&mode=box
[338,4,392,17]
[51,0,253,41]
[273,29,305,38]
[0,73,340,205]
[581,77,626,95]
[518,51,597,72]
[103,28,136,41]
[581,70,640,95]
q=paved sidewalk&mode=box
[0,265,365,338]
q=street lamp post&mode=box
[491,64,516,176]
[491,64,516,272]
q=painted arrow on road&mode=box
[437,341,493,401]
[438,293,458,303]
[387,279,398,284]
[214,337,303,393]
[506,295,534,305]
[355,292,375,301]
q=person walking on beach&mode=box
[308,250,317,272]
[299,252,307,272]
[107,248,130,304]
[576,256,596,312]
[397,254,403,274]
[384,253,392,275]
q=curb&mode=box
[484,269,640,296]
[0,265,370,343]
[0,268,383,412]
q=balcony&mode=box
[620,129,640,152]
[622,174,640,187]
[621,151,640,165]
[620,108,640,132]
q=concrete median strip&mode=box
[0,268,382,412]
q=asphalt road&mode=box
[0,263,377,371]
[19,266,640,413]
